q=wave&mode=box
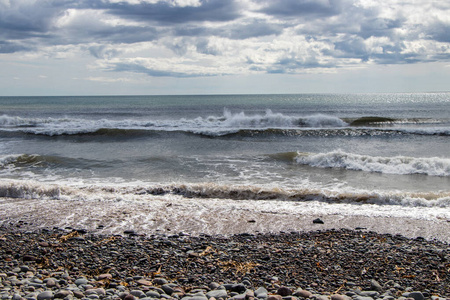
[295,150,450,176]
[0,111,347,135]
[347,116,442,126]
[0,180,449,209]
[1,112,448,138]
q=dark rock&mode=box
[23,255,37,262]
[404,292,425,300]
[370,279,383,292]
[312,218,324,224]
[277,286,292,296]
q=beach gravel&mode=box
[0,226,448,300]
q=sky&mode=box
[0,0,449,96]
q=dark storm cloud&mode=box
[258,0,342,18]
[101,0,241,24]
[426,21,450,43]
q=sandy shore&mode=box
[1,197,449,242]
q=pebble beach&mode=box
[0,226,448,300]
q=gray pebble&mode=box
[145,291,160,298]
[37,291,53,300]
[206,290,228,299]
[130,291,146,299]
[74,279,89,286]
[54,290,72,299]
[255,287,268,299]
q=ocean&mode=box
[0,93,449,240]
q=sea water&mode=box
[0,94,449,238]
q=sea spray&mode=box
[295,150,450,176]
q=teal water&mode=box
[0,93,449,222]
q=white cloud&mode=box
[0,0,449,95]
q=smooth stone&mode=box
[312,218,324,224]
[360,291,379,298]
[231,285,246,294]
[98,274,113,281]
[24,292,38,299]
[85,289,106,297]
[161,285,174,295]
[231,294,246,300]
[370,280,383,292]
[37,291,53,300]
[12,294,22,300]
[87,295,99,300]
[20,266,30,273]
[222,285,234,291]
[73,291,84,299]
[153,278,169,285]
[137,280,153,286]
[208,283,220,290]
[130,290,146,298]
[331,295,348,300]
[146,291,161,298]
[245,290,254,298]
[74,279,89,286]
[46,279,57,288]
[206,290,228,299]
[403,292,424,300]
[267,296,282,300]
[54,290,73,299]
[23,255,37,262]
[124,294,136,300]
[293,290,312,298]
[185,297,208,300]
[277,287,292,296]
[353,297,374,300]
[29,283,44,288]
[255,287,268,299]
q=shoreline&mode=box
[1,197,449,243]
[0,226,449,299]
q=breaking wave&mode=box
[295,150,450,176]
[0,180,449,209]
[1,112,448,137]
[0,111,347,135]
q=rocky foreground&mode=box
[0,227,448,300]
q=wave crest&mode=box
[295,150,450,176]
[0,180,449,208]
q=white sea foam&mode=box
[0,180,449,243]
[2,111,449,137]
[0,110,350,136]
[295,150,450,176]
[0,179,449,208]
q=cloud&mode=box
[0,0,449,79]
[0,40,33,53]
[101,0,241,24]
[88,45,121,59]
[257,0,342,19]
